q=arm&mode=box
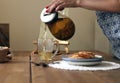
[46,0,120,13]
[79,0,120,12]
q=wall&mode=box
[69,8,95,51]
[94,20,110,53]
[0,0,44,51]
[0,0,109,52]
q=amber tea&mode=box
[39,51,53,61]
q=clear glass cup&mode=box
[38,38,58,61]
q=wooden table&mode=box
[0,51,30,83]
[31,51,120,83]
[0,51,120,83]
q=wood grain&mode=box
[0,51,30,83]
[31,51,120,83]
[0,51,120,83]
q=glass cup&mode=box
[38,38,58,61]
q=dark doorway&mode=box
[0,24,9,47]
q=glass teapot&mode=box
[40,8,75,40]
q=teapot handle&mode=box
[51,41,59,58]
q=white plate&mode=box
[65,61,102,66]
[62,55,103,66]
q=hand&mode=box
[46,0,81,13]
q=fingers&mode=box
[46,0,65,13]
[55,2,65,11]
[45,0,57,13]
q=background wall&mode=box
[94,20,110,53]
[0,0,110,53]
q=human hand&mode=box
[46,0,81,13]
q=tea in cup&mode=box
[38,38,58,61]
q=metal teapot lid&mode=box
[40,8,58,23]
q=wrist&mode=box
[76,0,82,7]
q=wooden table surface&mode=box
[0,51,30,83]
[0,51,120,83]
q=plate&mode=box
[62,55,103,66]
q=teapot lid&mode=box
[40,8,58,23]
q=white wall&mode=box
[0,0,45,51]
[68,8,95,51]
[0,0,110,53]
[94,20,110,53]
